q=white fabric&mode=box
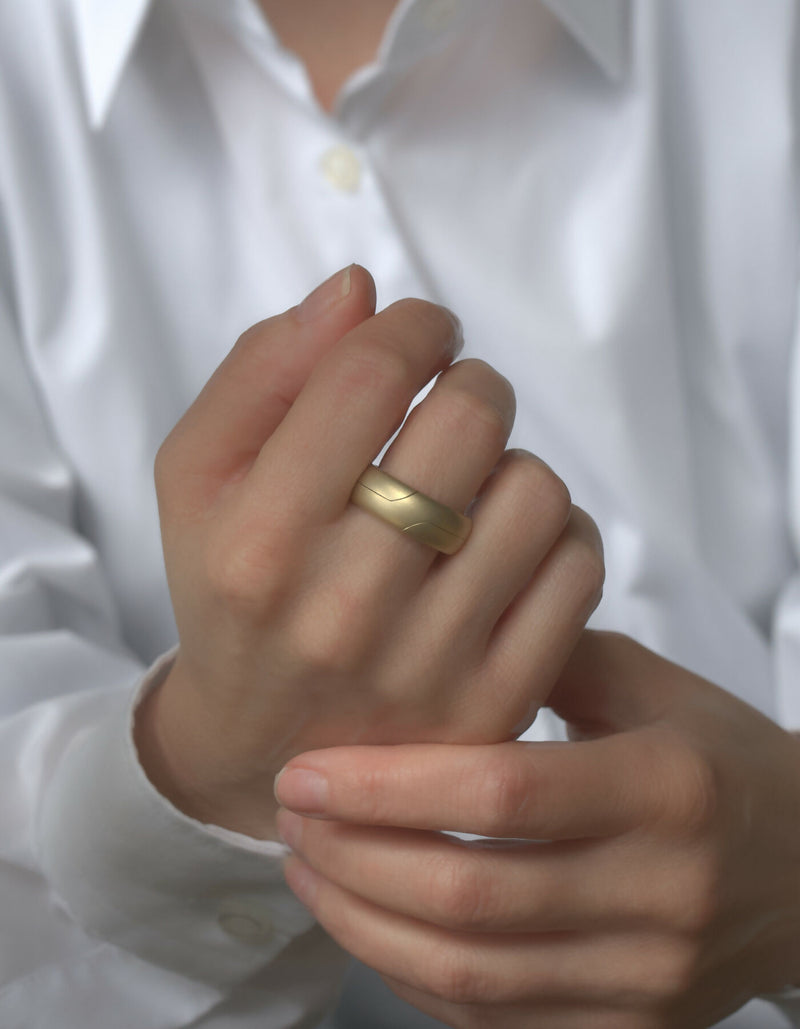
[1,0,799,1025]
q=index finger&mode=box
[156,265,377,518]
[274,729,690,840]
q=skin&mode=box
[136,266,603,840]
[275,633,800,1027]
[256,0,399,113]
[139,8,800,1024]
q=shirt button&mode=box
[320,144,362,193]
[218,900,274,943]
[421,0,460,31]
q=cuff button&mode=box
[218,902,274,943]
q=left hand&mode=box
[275,630,800,1029]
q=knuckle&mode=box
[425,948,484,1006]
[509,453,572,535]
[337,336,416,399]
[233,320,296,409]
[233,320,267,355]
[335,299,459,408]
[388,297,459,346]
[442,359,516,429]
[352,762,395,823]
[205,539,266,616]
[665,740,718,833]
[473,754,533,836]
[285,588,371,677]
[204,527,291,617]
[666,853,721,934]
[428,852,493,930]
[562,519,606,609]
[522,868,564,928]
[442,382,511,442]
[464,358,516,405]
[645,940,700,1004]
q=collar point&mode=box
[543,0,632,83]
[71,0,153,130]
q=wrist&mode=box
[133,660,282,840]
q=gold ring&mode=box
[349,465,472,555]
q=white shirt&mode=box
[1,0,800,1025]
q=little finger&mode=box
[283,854,695,1008]
[482,505,604,713]
[412,448,572,664]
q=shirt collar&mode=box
[542,0,631,81]
[71,0,632,130]
[71,0,153,129]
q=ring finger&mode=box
[276,813,672,934]
[334,357,516,595]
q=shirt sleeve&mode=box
[762,273,800,1027]
[774,301,800,735]
[0,231,346,1028]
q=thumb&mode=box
[548,630,680,734]
[159,265,376,513]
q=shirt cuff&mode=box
[37,648,317,988]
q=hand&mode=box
[135,265,604,838]
[274,630,800,1028]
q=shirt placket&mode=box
[174,0,476,310]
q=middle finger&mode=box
[329,356,516,597]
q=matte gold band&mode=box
[349,465,472,555]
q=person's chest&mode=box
[7,0,797,715]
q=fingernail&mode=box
[274,767,328,814]
[275,808,303,850]
[296,265,353,323]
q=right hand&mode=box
[135,266,603,838]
